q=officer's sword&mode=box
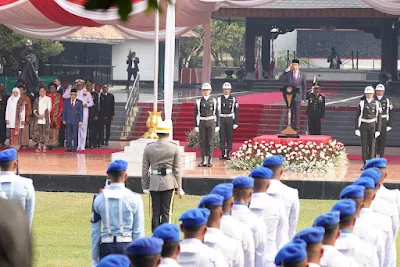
[169,189,176,224]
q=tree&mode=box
[179,26,204,68]
[0,25,64,75]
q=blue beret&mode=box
[313,211,340,227]
[263,155,284,167]
[360,167,381,184]
[198,194,224,208]
[249,167,273,179]
[331,199,356,217]
[107,160,128,173]
[210,183,233,200]
[353,177,375,189]
[274,239,307,265]
[153,223,180,242]
[364,158,387,169]
[293,227,325,244]
[339,185,365,199]
[126,237,164,256]
[0,148,17,162]
[97,255,130,267]
[179,208,210,228]
[232,176,254,189]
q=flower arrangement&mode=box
[185,130,220,148]
[226,139,348,172]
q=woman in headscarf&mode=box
[32,87,52,152]
[46,83,63,149]
[5,88,25,149]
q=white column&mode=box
[202,16,212,83]
[163,0,176,139]
[153,4,160,112]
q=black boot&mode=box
[207,157,213,167]
[219,149,226,160]
[226,150,231,160]
[198,157,206,167]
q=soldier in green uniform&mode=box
[306,78,325,135]
[194,83,220,167]
[375,84,393,157]
[355,86,382,170]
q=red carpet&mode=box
[236,91,337,105]
[348,155,400,163]
[11,148,122,155]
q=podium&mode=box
[279,85,299,138]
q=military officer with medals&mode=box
[306,78,325,135]
[194,83,219,167]
[217,82,238,160]
[355,86,382,170]
[374,84,392,157]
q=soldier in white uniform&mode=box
[248,167,287,267]
[210,183,255,267]
[63,79,94,151]
[313,211,359,267]
[331,199,379,267]
[274,239,308,267]
[126,236,164,267]
[293,227,325,266]
[152,223,182,267]
[263,155,299,240]
[0,148,35,229]
[177,208,228,267]
[198,194,244,267]
[231,176,267,267]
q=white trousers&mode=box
[77,108,89,150]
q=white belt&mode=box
[361,118,376,123]
[220,114,233,118]
[200,116,215,121]
[101,236,132,243]
[382,115,388,119]
[151,169,173,175]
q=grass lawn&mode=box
[33,192,399,266]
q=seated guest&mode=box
[62,89,83,152]
[32,87,52,152]
[274,239,308,267]
[6,88,25,150]
[126,237,164,267]
[152,223,181,267]
[97,254,130,267]
[47,83,63,149]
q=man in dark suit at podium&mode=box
[62,89,83,152]
[279,59,307,131]
[126,51,139,88]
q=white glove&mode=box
[194,127,199,132]
[215,127,220,133]
[91,259,99,267]
[233,124,238,129]
[355,130,361,137]
[143,189,150,195]
[178,188,185,196]
[375,132,381,138]
[387,126,392,131]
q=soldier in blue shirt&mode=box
[91,160,145,266]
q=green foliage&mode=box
[0,25,64,73]
[185,129,219,148]
[179,26,204,68]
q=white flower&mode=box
[272,150,276,154]
[277,149,282,153]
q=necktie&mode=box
[98,93,101,111]
[293,72,297,83]
[72,100,75,107]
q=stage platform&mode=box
[16,146,400,200]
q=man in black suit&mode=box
[126,51,139,88]
[90,84,102,147]
[99,84,115,146]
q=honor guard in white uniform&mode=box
[339,184,386,267]
[263,156,299,241]
[274,239,308,267]
[177,208,228,267]
[153,224,182,267]
[217,82,238,160]
[0,148,35,229]
[293,227,325,266]
[248,167,288,267]
[231,176,267,267]
[355,86,382,170]
[63,79,94,151]
[91,160,145,266]
[97,254,130,267]
[198,194,244,267]
[210,183,255,267]
[313,211,359,267]
[331,199,379,267]
[374,84,392,157]
[126,237,164,267]
[194,83,220,167]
